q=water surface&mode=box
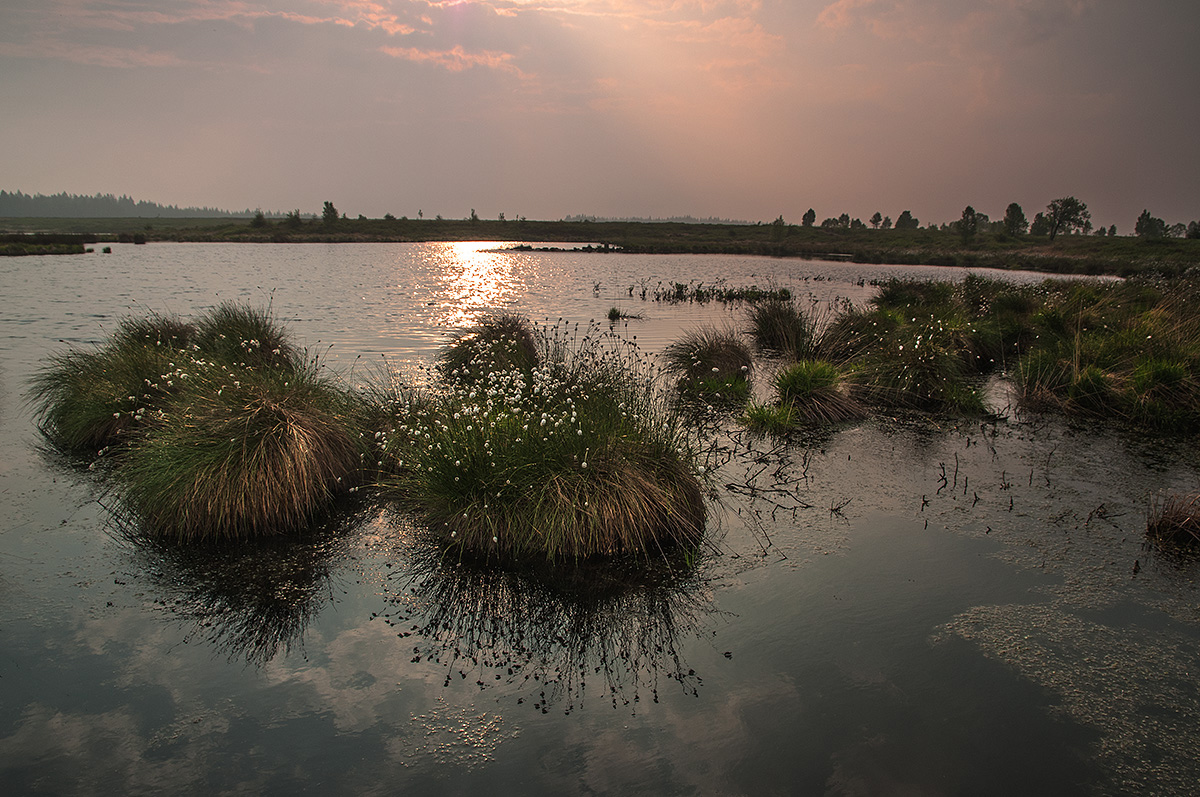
[1,243,1195,795]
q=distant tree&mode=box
[881,215,892,229]
[285,209,303,228]
[1045,196,1089,241]
[469,208,479,223]
[1169,222,1187,238]
[771,215,787,240]
[1108,224,1116,236]
[383,212,396,221]
[1029,212,1049,236]
[1094,226,1106,236]
[850,218,866,230]
[820,217,840,229]
[418,209,423,219]
[1135,209,1167,239]
[250,210,266,228]
[498,212,506,222]
[357,214,366,220]
[837,213,850,228]
[435,214,443,221]
[802,208,816,227]
[322,201,339,226]
[869,211,883,229]
[895,210,919,230]
[1003,202,1027,236]
[1188,221,1200,240]
[959,205,979,243]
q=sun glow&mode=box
[433,241,521,327]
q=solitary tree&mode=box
[1108,224,1117,236]
[322,201,339,226]
[1135,210,1167,238]
[802,208,816,227]
[959,205,979,243]
[895,210,919,230]
[250,210,266,228]
[881,215,892,229]
[1045,196,1089,241]
[1003,202,1028,236]
[869,211,883,229]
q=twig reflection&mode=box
[380,533,726,714]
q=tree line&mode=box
[0,190,281,219]
[789,197,1200,241]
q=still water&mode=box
[1,243,1198,794]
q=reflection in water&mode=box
[431,242,522,327]
[112,508,364,666]
[379,519,724,714]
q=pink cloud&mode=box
[379,43,527,75]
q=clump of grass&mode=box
[381,320,707,560]
[1147,493,1200,549]
[195,302,299,370]
[774,360,865,423]
[115,363,365,541]
[31,303,371,541]
[28,313,196,450]
[743,402,798,435]
[747,299,816,358]
[661,326,752,402]
[607,306,642,322]
[438,313,539,382]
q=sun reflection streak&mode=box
[433,242,521,327]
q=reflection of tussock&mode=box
[111,505,364,666]
[380,534,723,714]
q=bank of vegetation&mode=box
[5,196,1199,276]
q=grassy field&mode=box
[4,215,1200,276]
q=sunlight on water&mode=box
[428,242,521,327]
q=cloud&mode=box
[379,43,527,74]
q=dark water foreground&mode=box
[2,244,1197,794]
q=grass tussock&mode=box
[115,365,364,540]
[28,313,196,450]
[747,299,818,359]
[661,326,752,403]
[774,360,866,423]
[438,313,539,382]
[378,321,707,560]
[1147,493,1200,549]
[29,303,369,541]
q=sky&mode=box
[1,0,1197,229]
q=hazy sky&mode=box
[2,1,1196,228]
